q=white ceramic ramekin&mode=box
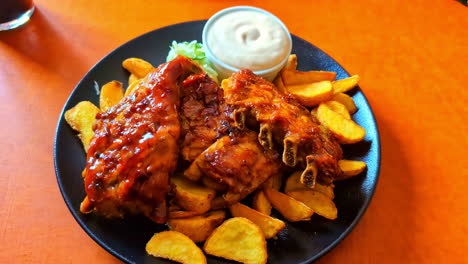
[202,6,292,81]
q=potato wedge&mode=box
[281,69,336,85]
[122,58,154,78]
[316,102,366,144]
[287,190,337,220]
[124,78,141,96]
[325,101,351,119]
[64,101,100,151]
[252,190,272,215]
[264,188,314,222]
[262,173,283,191]
[286,81,334,107]
[284,171,334,199]
[128,73,139,85]
[337,160,367,180]
[204,217,267,264]
[332,93,357,114]
[171,176,216,214]
[168,210,225,242]
[273,76,286,93]
[168,211,200,219]
[230,203,285,239]
[284,54,298,71]
[99,81,124,112]
[332,75,360,94]
[146,231,206,264]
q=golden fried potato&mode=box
[252,190,272,215]
[99,81,124,112]
[122,58,154,78]
[287,190,337,220]
[286,81,334,107]
[332,93,357,114]
[168,210,225,242]
[230,203,285,239]
[128,73,139,85]
[124,78,141,96]
[284,171,334,199]
[284,54,298,71]
[146,231,206,264]
[332,75,360,94]
[171,176,216,214]
[281,69,336,86]
[204,217,267,264]
[64,101,100,151]
[168,211,200,219]
[324,101,351,119]
[337,160,367,180]
[264,188,314,222]
[316,102,366,144]
[262,173,283,191]
[273,76,287,93]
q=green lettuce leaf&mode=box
[166,40,218,83]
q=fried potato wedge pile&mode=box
[64,56,370,264]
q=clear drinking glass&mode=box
[0,0,35,31]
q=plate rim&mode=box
[53,19,381,264]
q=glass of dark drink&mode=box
[0,0,35,31]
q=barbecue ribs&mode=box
[221,70,343,186]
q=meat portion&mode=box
[80,56,201,223]
[179,73,232,161]
[186,131,282,205]
[221,70,343,186]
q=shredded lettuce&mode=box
[166,40,218,83]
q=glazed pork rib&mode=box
[186,130,282,206]
[80,56,200,223]
[179,73,232,161]
[221,70,343,186]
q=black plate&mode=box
[54,20,380,264]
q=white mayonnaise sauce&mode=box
[206,10,290,71]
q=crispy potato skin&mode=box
[204,217,267,264]
[168,211,225,242]
[64,101,100,151]
[146,231,206,264]
[230,203,285,239]
[264,188,314,222]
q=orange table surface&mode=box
[0,0,466,263]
